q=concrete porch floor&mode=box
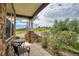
[20,43,51,56]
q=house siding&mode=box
[0,3,7,56]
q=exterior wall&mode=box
[5,37,14,56]
[0,4,7,56]
[0,4,14,56]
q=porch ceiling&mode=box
[7,3,49,19]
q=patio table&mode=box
[12,39,25,56]
[13,39,25,46]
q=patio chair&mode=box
[11,42,31,56]
[11,44,20,56]
[21,42,31,56]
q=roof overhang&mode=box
[7,3,49,19]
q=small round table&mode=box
[13,39,25,46]
[12,39,25,56]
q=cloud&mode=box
[16,17,28,23]
[34,17,53,27]
[42,3,79,19]
[34,3,79,27]
[16,22,27,25]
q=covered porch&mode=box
[0,3,50,56]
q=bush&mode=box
[16,36,20,39]
[50,31,78,51]
[55,31,78,45]
[41,32,50,48]
[71,42,79,50]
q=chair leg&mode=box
[14,52,15,56]
[23,46,25,55]
[28,47,30,56]
[13,45,20,56]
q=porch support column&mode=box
[28,19,33,31]
[28,19,31,31]
[31,19,33,31]
[26,18,29,33]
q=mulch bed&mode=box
[45,47,55,55]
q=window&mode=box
[5,17,14,39]
[4,4,14,40]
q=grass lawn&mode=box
[16,27,49,39]
[16,27,49,34]
[16,28,26,34]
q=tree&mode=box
[68,19,79,33]
[51,18,69,34]
[50,18,79,34]
[50,20,59,34]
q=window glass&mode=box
[4,4,14,39]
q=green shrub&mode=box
[50,31,78,50]
[71,42,79,50]
[50,36,61,51]
[41,37,48,48]
[62,44,79,55]
[16,36,20,39]
[55,31,78,45]
[41,32,50,48]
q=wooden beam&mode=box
[7,13,33,19]
[32,3,49,18]
[11,3,16,40]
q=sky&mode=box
[16,3,79,29]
